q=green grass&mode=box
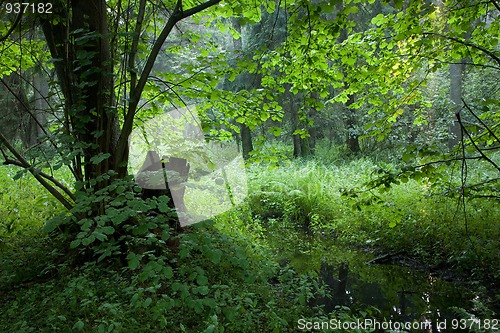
[1,144,499,331]
[244,150,500,282]
[0,164,356,332]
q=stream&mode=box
[270,231,490,332]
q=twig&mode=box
[462,98,500,145]
[3,158,76,201]
[457,113,500,172]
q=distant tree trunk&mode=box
[308,91,319,154]
[291,97,302,157]
[4,72,35,147]
[337,0,360,154]
[240,123,253,159]
[231,18,254,159]
[448,63,464,148]
[345,94,360,153]
[29,71,48,147]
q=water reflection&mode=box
[312,258,471,330]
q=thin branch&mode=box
[0,76,78,179]
[457,112,500,172]
[116,0,222,164]
[462,98,500,145]
[129,0,147,92]
[0,131,74,210]
[422,32,500,67]
[0,11,22,42]
[3,158,76,201]
[491,0,500,12]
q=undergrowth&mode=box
[0,164,374,332]
[245,148,500,311]
[1,141,499,331]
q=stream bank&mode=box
[265,226,498,331]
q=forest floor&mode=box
[1,150,499,331]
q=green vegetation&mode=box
[0,162,378,332]
[247,143,500,280]
[1,0,499,331]
[2,141,499,331]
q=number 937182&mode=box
[3,2,53,14]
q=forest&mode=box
[0,0,499,332]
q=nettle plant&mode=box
[44,172,177,263]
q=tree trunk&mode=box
[41,0,120,191]
[240,123,254,160]
[448,62,464,148]
[337,0,360,154]
[307,91,319,155]
[231,18,254,159]
[345,94,360,153]
[29,71,48,147]
[291,97,302,158]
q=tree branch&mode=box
[128,0,147,92]
[2,158,76,201]
[0,11,22,42]
[422,32,500,67]
[457,112,500,172]
[462,98,500,145]
[116,0,221,165]
[0,76,79,179]
[0,131,74,210]
[491,0,500,12]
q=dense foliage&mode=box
[0,0,499,331]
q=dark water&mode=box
[276,235,492,332]
[314,259,471,331]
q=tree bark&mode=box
[291,98,302,158]
[231,18,254,159]
[448,62,464,148]
[30,70,48,147]
[337,0,360,154]
[345,94,360,153]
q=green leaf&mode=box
[402,152,413,163]
[268,126,281,137]
[207,249,222,264]
[371,14,387,26]
[127,253,141,270]
[143,297,153,308]
[196,274,208,286]
[45,215,64,233]
[82,235,96,246]
[164,265,174,279]
[73,320,85,330]
[93,232,106,241]
[341,55,356,66]
[345,6,359,15]
[101,226,115,235]
[110,212,128,225]
[196,286,210,295]
[70,239,81,248]
[157,196,171,213]
[90,153,111,165]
